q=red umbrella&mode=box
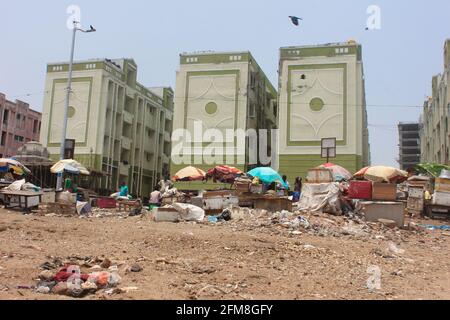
[206,165,243,184]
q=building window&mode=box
[249,103,256,118]
[3,110,8,125]
[1,131,6,146]
[14,135,24,142]
[33,120,38,133]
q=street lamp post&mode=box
[56,21,96,190]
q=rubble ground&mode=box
[0,207,449,300]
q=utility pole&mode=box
[56,21,96,190]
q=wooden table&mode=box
[117,199,141,212]
[0,190,43,213]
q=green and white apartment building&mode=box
[420,39,450,164]
[171,51,278,189]
[40,58,173,197]
[277,41,371,179]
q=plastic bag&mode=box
[6,179,26,191]
[172,203,205,222]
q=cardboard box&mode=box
[435,178,450,193]
[372,183,397,201]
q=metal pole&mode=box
[56,22,77,190]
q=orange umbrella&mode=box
[172,166,206,182]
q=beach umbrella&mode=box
[247,167,288,188]
[316,163,352,181]
[172,166,206,182]
[358,166,408,183]
[51,159,90,176]
[0,158,31,175]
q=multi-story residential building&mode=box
[420,39,450,165]
[277,41,370,180]
[0,92,41,158]
[398,122,420,170]
[171,51,278,189]
[40,58,173,197]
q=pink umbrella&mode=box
[316,163,352,181]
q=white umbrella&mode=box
[51,159,90,175]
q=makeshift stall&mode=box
[247,167,288,189]
[13,141,56,189]
[0,158,31,183]
[0,189,43,213]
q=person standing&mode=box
[293,177,303,202]
[158,175,174,193]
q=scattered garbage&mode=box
[388,242,405,255]
[218,208,232,222]
[172,203,205,222]
[208,216,218,224]
[76,201,92,216]
[419,224,450,230]
[34,257,122,298]
[130,264,142,273]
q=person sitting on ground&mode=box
[276,175,290,196]
[149,185,162,207]
[111,181,130,200]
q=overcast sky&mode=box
[1,0,449,167]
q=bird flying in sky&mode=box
[289,16,302,26]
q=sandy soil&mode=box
[0,207,449,300]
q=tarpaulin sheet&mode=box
[297,183,342,215]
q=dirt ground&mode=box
[0,207,449,300]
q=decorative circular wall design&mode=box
[68,106,76,118]
[309,98,325,112]
[205,102,218,115]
